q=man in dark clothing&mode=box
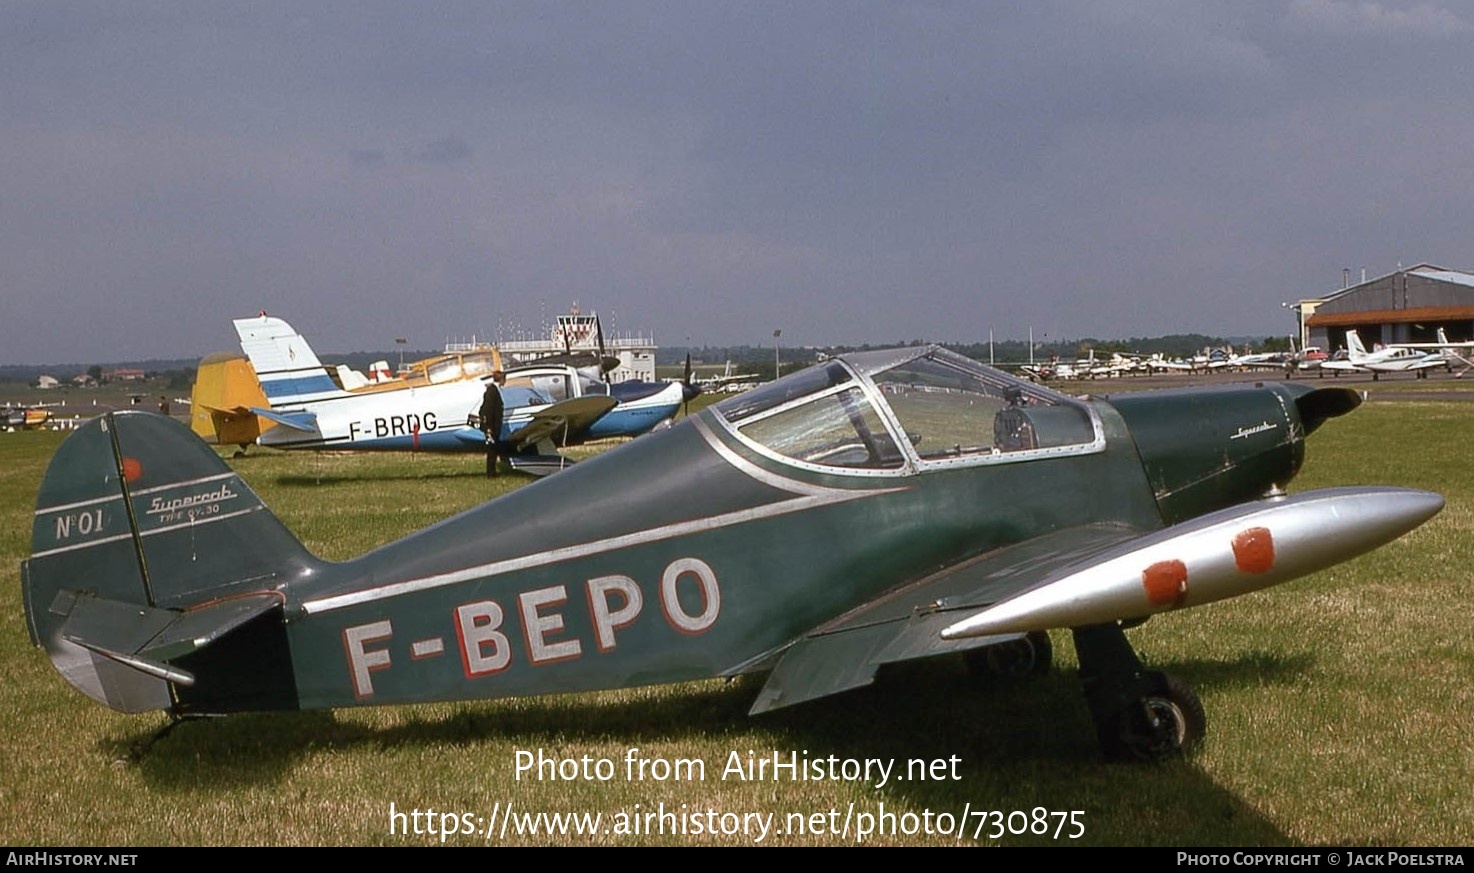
[480,374,506,477]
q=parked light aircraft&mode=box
[1143,354,1194,374]
[3,403,57,430]
[1320,330,1446,380]
[700,360,761,393]
[1020,349,1138,381]
[1286,339,1327,375]
[192,315,690,468]
[25,345,1442,760]
[1385,328,1474,376]
[1226,349,1291,371]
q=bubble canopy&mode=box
[713,346,1102,473]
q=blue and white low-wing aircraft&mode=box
[194,315,690,472]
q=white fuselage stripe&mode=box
[35,472,240,516]
[29,506,264,559]
[301,417,907,615]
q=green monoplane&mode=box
[21,346,1442,760]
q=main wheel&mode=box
[964,631,1053,680]
[1110,672,1206,762]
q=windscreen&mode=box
[715,363,903,470]
[870,353,1094,460]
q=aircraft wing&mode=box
[1402,355,1450,371]
[750,486,1433,714]
[746,523,1147,714]
[1387,341,1474,350]
[505,395,617,452]
[249,407,321,434]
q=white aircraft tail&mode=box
[335,364,370,391]
[233,314,349,407]
[1432,327,1474,375]
[1345,330,1369,360]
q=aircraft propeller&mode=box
[595,316,612,384]
[680,352,702,417]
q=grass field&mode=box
[2,397,1471,846]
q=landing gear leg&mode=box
[963,630,1053,680]
[1072,623,1205,762]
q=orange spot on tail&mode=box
[121,457,143,482]
[1233,527,1275,573]
[1142,559,1189,608]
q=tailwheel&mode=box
[964,631,1053,680]
[1110,672,1205,762]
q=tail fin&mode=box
[23,411,325,712]
[335,364,370,390]
[1346,330,1367,358]
[190,352,271,447]
[233,313,347,407]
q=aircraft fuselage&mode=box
[181,380,1313,713]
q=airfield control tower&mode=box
[445,304,656,382]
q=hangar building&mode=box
[1295,264,1474,353]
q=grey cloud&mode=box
[3,3,1474,363]
[417,136,472,164]
[350,148,386,165]
[1286,0,1472,37]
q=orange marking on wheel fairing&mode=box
[1142,559,1188,608]
[121,457,143,482]
[1232,527,1275,573]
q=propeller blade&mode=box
[595,315,610,383]
[680,352,702,416]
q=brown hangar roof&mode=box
[1306,305,1474,327]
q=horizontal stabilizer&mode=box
[53,590,285,687]
[193,399,250,415]
[51,590,183,684]
[251,407,321,435]
[68,641,195,686]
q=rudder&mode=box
[189,352,271,447]
[233,313,347,406]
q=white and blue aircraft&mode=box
[1320,329,1447,380]
[193,314,691,473]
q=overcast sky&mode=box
[5,1,1473,364]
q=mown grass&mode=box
[2,399,1471,846]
